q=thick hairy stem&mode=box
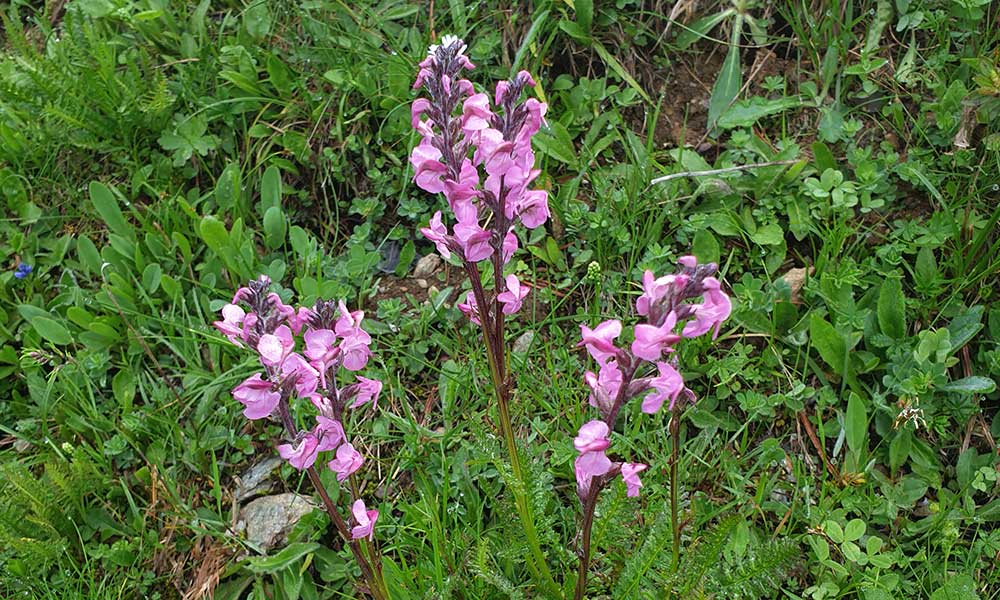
[464,261,560,597]
[574,485,601,600]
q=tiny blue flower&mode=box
[14,263,32,279]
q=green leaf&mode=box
[142,263,162,293]
[199,216,230,256]
[216,162,242,211]
[31,316,73,345]
[843,518,866,542]
[889,429,911,471]
[262,206,286,250]
[260,165,282,213]
[708,45,742,128]
[750,223,785,246]
[877,277,906,339]
[929,574,980,600]
[946,306,983,352]
[243,1,273,38]
[809,314,848,377]
[243,543,320,574]
[717,96,801,129]
[77,235,103,274]
[692,230,720,265]
[676,9,734,50]
[89,182,132,241]
[939,376,996,395]
[811,141,836,172]
[823,520,844,544]
[573,0,593,34]
[591,40,652,104]
[395,241,416,278]
[534,120,577,166]
[845,392,868,455]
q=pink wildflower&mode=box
[621,462,647,497]
[350,499,378,540]
[232,373,280,420]
[497,274,530,314]
[328,443,364,481]
[278,434,320,470]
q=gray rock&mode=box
[512,330,535,354]
[413,253,441,278]
[235,456,283,502]
[237,493,315,551]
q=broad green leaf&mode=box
[877,277,906,339]
[262,206,286,250]
[823,520,844,543]
[90,182,132,241]
[534,120,577,166]
[809,314,848,377]
[939,376,996,395]
[32,316,73,345]
[845,392,868,455]
[574,0,593,33]
[889,429,911,471]
[676,10,734,50]
[395,241,416,278]
[244,1,272,38]
[199,216,230,256]
[692,229,720,265]
[751,223,784,246]
[844,518,866,542]
[717,96,801,129]
[946,306,983,352]
[260,165,282,213]
[77,235,103,274]
[811,141,836,172]
[787,196,812,241]
[216,162,241,211]
[142,263,162,293]
[708,45,742,128]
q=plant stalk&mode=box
[574,485,601,600]
[465,262,560,598]
[669,405,681,573]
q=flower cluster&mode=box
[214,276,381,540]
[573,257,732,502]
[410,35,549,324]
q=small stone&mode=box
[415,278,428,289]
[413,254,441,278]
[237,493,315,551]
[779,266,814,304]
[512,330,535,354]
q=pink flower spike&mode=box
[574,420,611,453]
[458,291,481,325]
[278,434,320,470]
[621,463,647,497]
[350,499,378,541]
[642,361,685,414]
[232,373,280,420]
[213,304,247,346]
[328,443,364,482]
[349,377,383,409]
[257,325,294,367]
[314,416,345,452]
[579,320,622,364]
[497,274,530,315]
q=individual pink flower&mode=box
[314,416,345,452]
[304,328,339,386]
[642,361,685,413]
[458,291,481,325]
[517,189,549,229]
[214,304,247,346]
[288,306,313,335]
[579,320,622,364]
[682,277,732,339]
[232,373,281,420]
[350,498,378,540]
[421,211,452,259]
[636,271,682,317]
[339,333,372,372]
[453,219,493,262]
[621,462,647,497]
[585,362,624,415]
[411,139,447,194]
[501,230,518,264]
[267,293,295,322]
[575,450,613,499]
[574,420,611,453]
[258,325,294,367]
[348,377,382,409]
[497,274,530,314]
[278,434,320,470]
[678,255,698,268]
[281,353,319,398]
[328,443,364,481]
[631,313,681,361]
[462,92,493,133]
